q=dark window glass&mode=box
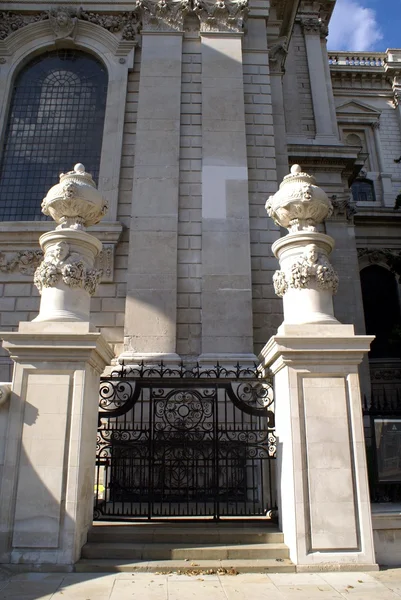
[351,178,376,203]
[0,49,108,221]
[361,265,401,358]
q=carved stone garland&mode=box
[273,243,339,297]
[34,241,101,297]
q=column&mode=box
[121,3,185,364]
[197,3,255,363]
[301,17,337,142]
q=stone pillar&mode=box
[197,3,255,364]
[121,2,186,365]
[371,122,393,207]
[0,324,113,566]
[0,165,114,567]
[262,165,377,570]
[300,17,337,142]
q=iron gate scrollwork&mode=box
[94,362,276,520]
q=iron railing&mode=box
[94,362,276,521]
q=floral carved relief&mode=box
[273,244,339,298]
[34,241,102,296]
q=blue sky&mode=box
[327,0,400,51]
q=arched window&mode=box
[0,49,108,221]
[361,265,401,358]
[351,178,376,203]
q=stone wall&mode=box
[177,34,202,358]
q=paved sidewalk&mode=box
[0,569,401,599]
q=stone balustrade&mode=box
[328,52,386,68]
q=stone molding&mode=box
[33,240,102,296]
[273,243,339,298]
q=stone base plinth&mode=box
[0,322,113,567]
[259,324,377,569]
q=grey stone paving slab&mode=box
[0,570,400,599]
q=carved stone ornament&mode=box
[300,16,328,38]
[41,163,108,230]
[34,241,102,296]
[0,250,43,275]
[49,6,77,39]
[194,0,248,32]
[0,11,48,40]
[330,194,357,221]
[0,9,141,42]
[268,38,288,74]
[136,0,191,32]
[80,10,141,40]
[266,164,333,233]
[273,244,339,298]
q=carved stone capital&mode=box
[273,244,339,298]
[136,0,190,32]
[300,16,328,38]
[268,38,288,74]
[34,241,102,296]
[194,0,248,33]
[329,194,357,222]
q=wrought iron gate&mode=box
[94,362,276,520]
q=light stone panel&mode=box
[200,33,254,357]
[12,372,70,548]
[301,376,358,551]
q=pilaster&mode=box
[198,1,254,361]
[122,2,185,362]
[299,15,338,142]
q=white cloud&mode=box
[327,0,383,51]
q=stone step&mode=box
[88,524,283,545]
[81,542,290,560]
[75,558,296,573]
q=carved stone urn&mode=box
[266,164,332,233]
[41,163,108,230]
[266,165,339,326]
[33,164,106,322]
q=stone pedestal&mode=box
[260,324,377,570]
[33,229,102,322]
[0,322,113,567]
